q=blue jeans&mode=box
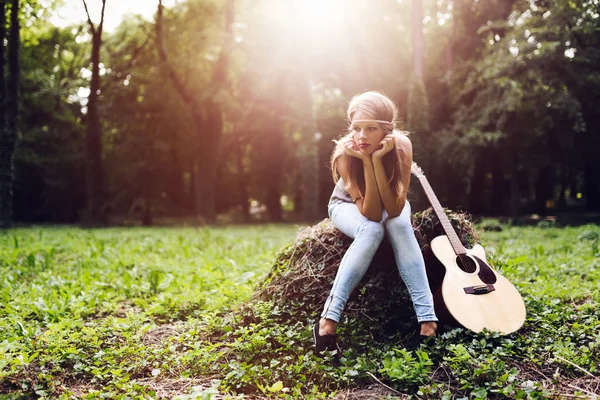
[323,201,438,323]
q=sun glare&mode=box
[50,0,177,33]
[292,0,343,30]
[266,0,345,35]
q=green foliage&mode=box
[13,0,600,222]
[15,19,88,222]
[380,348,433,386]
[425,0,600,215]
[0,225,299,397]
[2,223,599,398]
[407,76,430,134]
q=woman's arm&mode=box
[372,134,412,218]
[338,151,383,221]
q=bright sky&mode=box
[50,0,176,32]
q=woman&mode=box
[314,91,438,357]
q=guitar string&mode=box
[419,173,474,274]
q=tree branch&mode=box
[98,0,107,36]
[109,27,151,63]
[211,0,234,84]
[81,0,96,35]
[106,32,152,83]
[121,33,151,71]
[155,0,196,106]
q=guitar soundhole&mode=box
[455,255,477,273]
[474,256,497,284]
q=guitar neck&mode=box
[415,175,467,255]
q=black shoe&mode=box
[404,333,435,350]
[417,329,438,346]
[313,322,342,358]
[418,334,436,345]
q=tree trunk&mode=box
[411,0,424,80]
[265,126,284,222]
[195,103,223,222]
[556,167,567,210]
[468,151,486,215]
[303,77,320,222]
[85,33,105,225]
[156,0,234,223]
[294,175,304,217]
[82,0,107,226]
[510,146,519,221]
[0,0,5,110]
[0,0,20,229]
[167,143,184,210]
[141,200,153,226]
[0,0,7,227]
[490,150,505,215]
[535,166,555,215]
[202,0,233,222]
[407,0,429,133]
[189,162,196,211]
[236,133,249,221]
[584,162,600,212]
[445,0,456,79]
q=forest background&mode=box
[1,0,599,227]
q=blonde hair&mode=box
[330,91,409,200]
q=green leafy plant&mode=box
[380,348,433,386]
[1,222,598,398]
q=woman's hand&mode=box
[372,135,396,159]
[344,140,368,161]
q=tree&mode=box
[0,0,7,227]
[99,16,175,225]
[0,0,20,229]
[15,22,88,222]
[82,0,107,225]
[435,0,600,217]
[156,0,235,223]
[406,0,429,134]
[6,0,600,224]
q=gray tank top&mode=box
[328,178,354,206]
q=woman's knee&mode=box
[357,220,385,242]
[385,214,413,235]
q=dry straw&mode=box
[253,207,480,325]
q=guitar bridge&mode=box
[464,284,495,295]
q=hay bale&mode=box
[254,208,479,331]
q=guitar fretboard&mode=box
[415,174,467,255]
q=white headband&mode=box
[351,119,394,125]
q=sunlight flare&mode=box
[291,0,343,30]
[266,0,345,35]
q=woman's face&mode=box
[350,111,386,155]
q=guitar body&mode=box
[410,162,527,334]
[431,235,526,334]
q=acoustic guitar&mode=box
[411,162,526,334]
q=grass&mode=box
[0,225,300,398]
[0,221,598,399]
